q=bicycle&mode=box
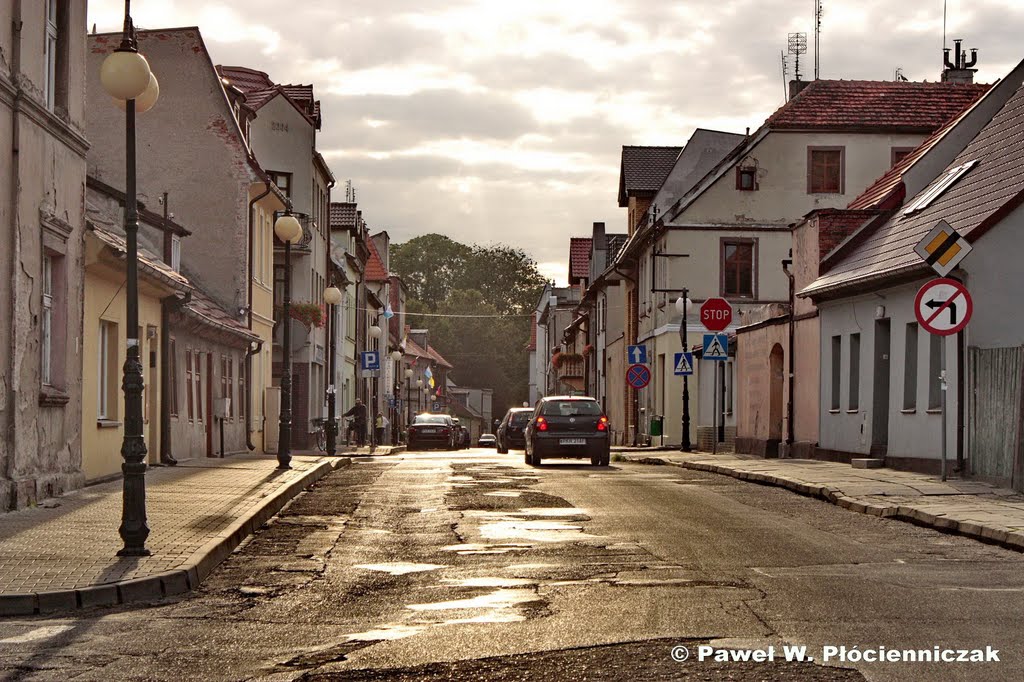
[311,417,327,453]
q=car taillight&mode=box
[597,416,609,432]
[536,417,547,432]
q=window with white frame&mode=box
[171,236,181,273]
[98,320,118,420]
[44,0,58,110]
[41,255,53,385]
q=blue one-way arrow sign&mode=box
[673,352,694,376]
[702,334,728,361]
[628,344,648,364]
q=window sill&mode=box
[97,419,122,429]
[846,409,860,414]
[925,408,942,414]
[828,409,841,414]
[39,387,70,407]
[900,408,917,414]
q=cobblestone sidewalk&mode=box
[617,450,1024,552]
[0,453,343,616]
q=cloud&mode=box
[88,0,1020,284]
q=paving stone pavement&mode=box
[616,450,1024,552]
[0,453,348,616]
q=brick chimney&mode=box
[789,79,812,100]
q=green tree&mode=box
[390,235,472,310]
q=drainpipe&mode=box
[781,256,796,451]
[246,180,273,450]
[7,2,22,465]
[160,292,191,464]
[245,339,263,451]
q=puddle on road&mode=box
[442,542,533,555]
[516,507,588,517]
[441,610,527,624]
[483,491,522,498]
[356,562,445,575]
[346,624,425,641]
[407,588,538,611]
[479,519,589,543]
[444,577,534,588]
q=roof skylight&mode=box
[902,160,978,216]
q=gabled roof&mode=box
[181,287,260,344]
[803,71,1024,298]
[569,237,592,284]
[87,224,190,291]
[363,235,389,282]
[767,80,989,133]
[217,65,322,130]
[427,345,453,369]
[618,146,682,207]
[330,202,358,230]
[653,128,746,217]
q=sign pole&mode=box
[940,345,947,482]
[712,367,718,456]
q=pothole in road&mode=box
[407,587,539,612]
[484,491,522,497]
[355,562,446,576]
[441,542,533,555]
[443,577,535,588]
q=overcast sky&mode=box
[89,1,1020,286]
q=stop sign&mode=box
[700,297,733,331]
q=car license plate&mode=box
[559,438,586,445]
[422,428,436,433]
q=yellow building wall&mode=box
[82,269,166,481]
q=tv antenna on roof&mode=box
[814,0,823,79]
[781,51,788,101]
[788,32,808,83]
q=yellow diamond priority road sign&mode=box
[914,220,972,277]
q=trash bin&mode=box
[649,415,664,438]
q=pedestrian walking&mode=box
[343,399,367,446]
[374,412,385,446]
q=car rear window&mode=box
[510,411,532,425]
[414,415,448,425]
[540,400,602,416]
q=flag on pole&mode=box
[424,366,434,388]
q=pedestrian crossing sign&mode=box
[674,352,694,376]
[702,333,728,361]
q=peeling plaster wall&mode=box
[1,2,89,510]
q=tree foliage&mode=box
[391,234,547,412]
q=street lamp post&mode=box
[677,291,693,452]
[274,210,303,469]
[404,368,413,439]
[101,0,160,557]
[368,322,382,446]
[324,284,343,457]
[416,378,424,414]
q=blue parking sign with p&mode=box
[361,351,379,370]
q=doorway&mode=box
[768,344,784,455]
[871,320,891,456]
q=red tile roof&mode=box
[330,202,358,230]
[618,146,682,206]
[804,76,1024,297]
[427,345,453,369]
[569,237,592,284]
[363,236,388,282]
[767,80,990,133]
[182,287,260,343]
[217,66,321,129]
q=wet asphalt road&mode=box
[0,448,1022,681]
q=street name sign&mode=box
[915,278,973,336]
[700,298,733,331]
[627,344,648,364]
[626,363,651,389]
[914,220,972,277]
[702,333,729,361]
[360,351,380,370]
[673,352,694,376]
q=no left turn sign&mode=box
[914,278,973,336]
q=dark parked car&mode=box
[408,414,455,450]
[524,396,610,467]
[496,407,533,453]
[478,433,497,448]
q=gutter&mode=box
[245,339,263,451]
[781,256,795,448]
[7,1,22,460]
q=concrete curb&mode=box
[625,455,1024,554]
[0,457,350,617]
